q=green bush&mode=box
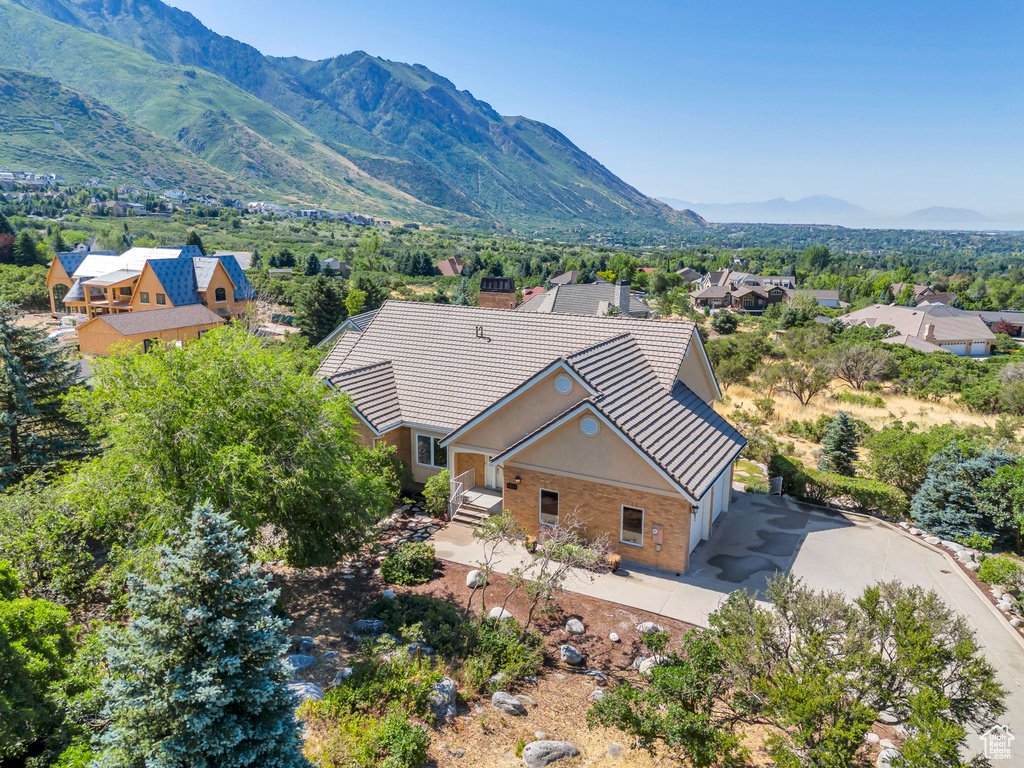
[0,557,21,599]
[380,542,437,586]
[422,470,450,518]
[832,391,885,408]
[356,712,430,768]
[978,556,1022,588]
[364,593,467,656]
[745,482,770,494]
[310,652,443,721]
[768,454,805,496]
[464,617,544,692]
[803,469,910,516]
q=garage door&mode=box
[941,342,967,355]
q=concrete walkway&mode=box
[430,491,1024,752]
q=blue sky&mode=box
[166,1,1024,217]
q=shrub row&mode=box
[768,454,909,516]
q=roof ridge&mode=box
[328,359,393,378]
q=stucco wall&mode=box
[674,339,718,404]
[77,320,220,355]
[504,465,693,573]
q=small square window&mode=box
[539,489,559,526]
[621,506,643,546]
[139,291,150,304]
[415,434,447,469]
[119,287,132,296]
[156,293,166,306]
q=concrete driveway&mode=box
[430,491,1024,752]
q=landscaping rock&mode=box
[351,619,386,636]
[560,644,583,665]
[407,642,436,657]
[636,621,663,635]
[467,569,486,589]
[450,749,466,759]
[522,740,580,767]
[607,743,624,758]
[382,589,396,600]
[967,562,981,572]
[332,667,354,685]
[429,677,457,720]
[638,656,665,676]
[287,680,323,704]
[864,732,880,744]
[304,615,316,625]
[909,527,923,535]
[282,654,317,671]
[322,651,338,660]
[877,709,899,725]
[565,618,585,635]
[1011,617,1021,627]
[942,541,965,553]
[491,691,527,716]
[583,669,607,683]
[924,536,941,546]
[488,672,508,688]
[535,731,547,741]
[489,607,514,621]
[879,738,896,749]
[609,632,620,643]
[877,747,900,767]
[515,694,538,707]
[589,689,605,702]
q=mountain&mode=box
[901,206,987,224]
[0,66,258,193]
[658,194,872,225]
[1,0,702,231]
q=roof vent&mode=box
[580,416,600,436]
[475,325,484,338]
[554,374,573,394]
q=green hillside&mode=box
[0,67,257,193]
[6,0,704,231]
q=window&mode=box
[554,374,573,394]
[139,291,150,304]
[215,287,227,303]
[156,293,166,306]
[580,416,599,436]
[621,506,643,546]
[119,287,132,296]
[539,489,559,526]
[415,434,447,469]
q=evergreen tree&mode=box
[277,249,295,269]
[267,252,280,269]
[452,278,470,306]
[912,445,1016,540]
[0,211,13,236]
[294,274,345,344]
[99,506,310,768]
[49,227,68,254]
[303,253,320,276]
[0,304,94,487]
[250,248,263,270]
[13,231,39,267]
[184,229,206,255]
[817,411,858,476]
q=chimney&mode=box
[923,323,937,342]
[614,280,630,313]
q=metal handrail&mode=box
[448,468,475,518]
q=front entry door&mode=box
[484,459,503,490]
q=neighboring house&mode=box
[889,283,934,304]
[676,267,702,283]
[267,268,293,280]
[793,289,841,309]
[518,280,652,318]
[695,269,795,292]
[213,250,254,271]
[550,270,580,285]
[318,258,351,277]
[318,302,744,575]
[477,277,517,310]
[690,270,836,313]
[46,246,255,354]
[436,257,467,277]
[839,304,995,356]
[521,286,546,303]
[317,309,381,348]
[976,310,1024,337]
[77,304,225,355]
[916,291,959,307]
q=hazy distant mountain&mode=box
[901,206,987,223]
[1,0,703,230]
[658,194,871,225]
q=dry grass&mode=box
[719,383,1000,432]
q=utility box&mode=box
[651,524,664,546]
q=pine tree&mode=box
[49,227,68,254]
[184,229,206,255]
[13,231,39,267]
[453,278,470,306]
[99,505,309,768]
[294,274,345,343]
[817,411,858,476]
[0,212,13,236]
[277,249,295,269]
[303,253,320,276]
[0,304,93,487]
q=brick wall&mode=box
[504,465,693,574]
[453,452,485,484]
[478,291,517,310]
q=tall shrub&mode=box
[817,410,858,476]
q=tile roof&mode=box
[147,259,201,306]
[436,257,466,276]
[550,270,580,285]
[56,252,98,276]
[90,305,225,335]
[840,304,995,343]
[880,334,947,354]
[318,302,742,498]
[216,254,254,301]
[316,310,381,349]
[517,282,651,317]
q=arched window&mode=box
[215,287,226,303]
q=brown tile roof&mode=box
[90,305,225,336]
[436,257,466,276]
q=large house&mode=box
[518,280,652,318]
[840,304,995,356]
[318,302,744,574]
[889,283,959,307]
[691,269,838,312]
[46,246,255,355]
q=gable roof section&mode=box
[325,361,401,433]
[55,252,94,277]
[146,259,201,306]
[191,258,222,291]
[517,282,651,316]
[87,304,225,335]
[215,254,254,300]
[841,304,994,342]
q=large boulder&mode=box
[560,645,583,665]
[287,680,323,704]
[282,654,317,671]
[467,569,486,589]
[351,619,386,636]
[522,740,581,767]
[429,677,457,720]
[492,691,527,716]
[877,747,900,767]
[565,618,585,635]
[638,656,666,676]
[489,607,515,621]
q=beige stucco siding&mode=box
[675,338,718,404]
[455,368,590,454]
[502,414,678,495]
